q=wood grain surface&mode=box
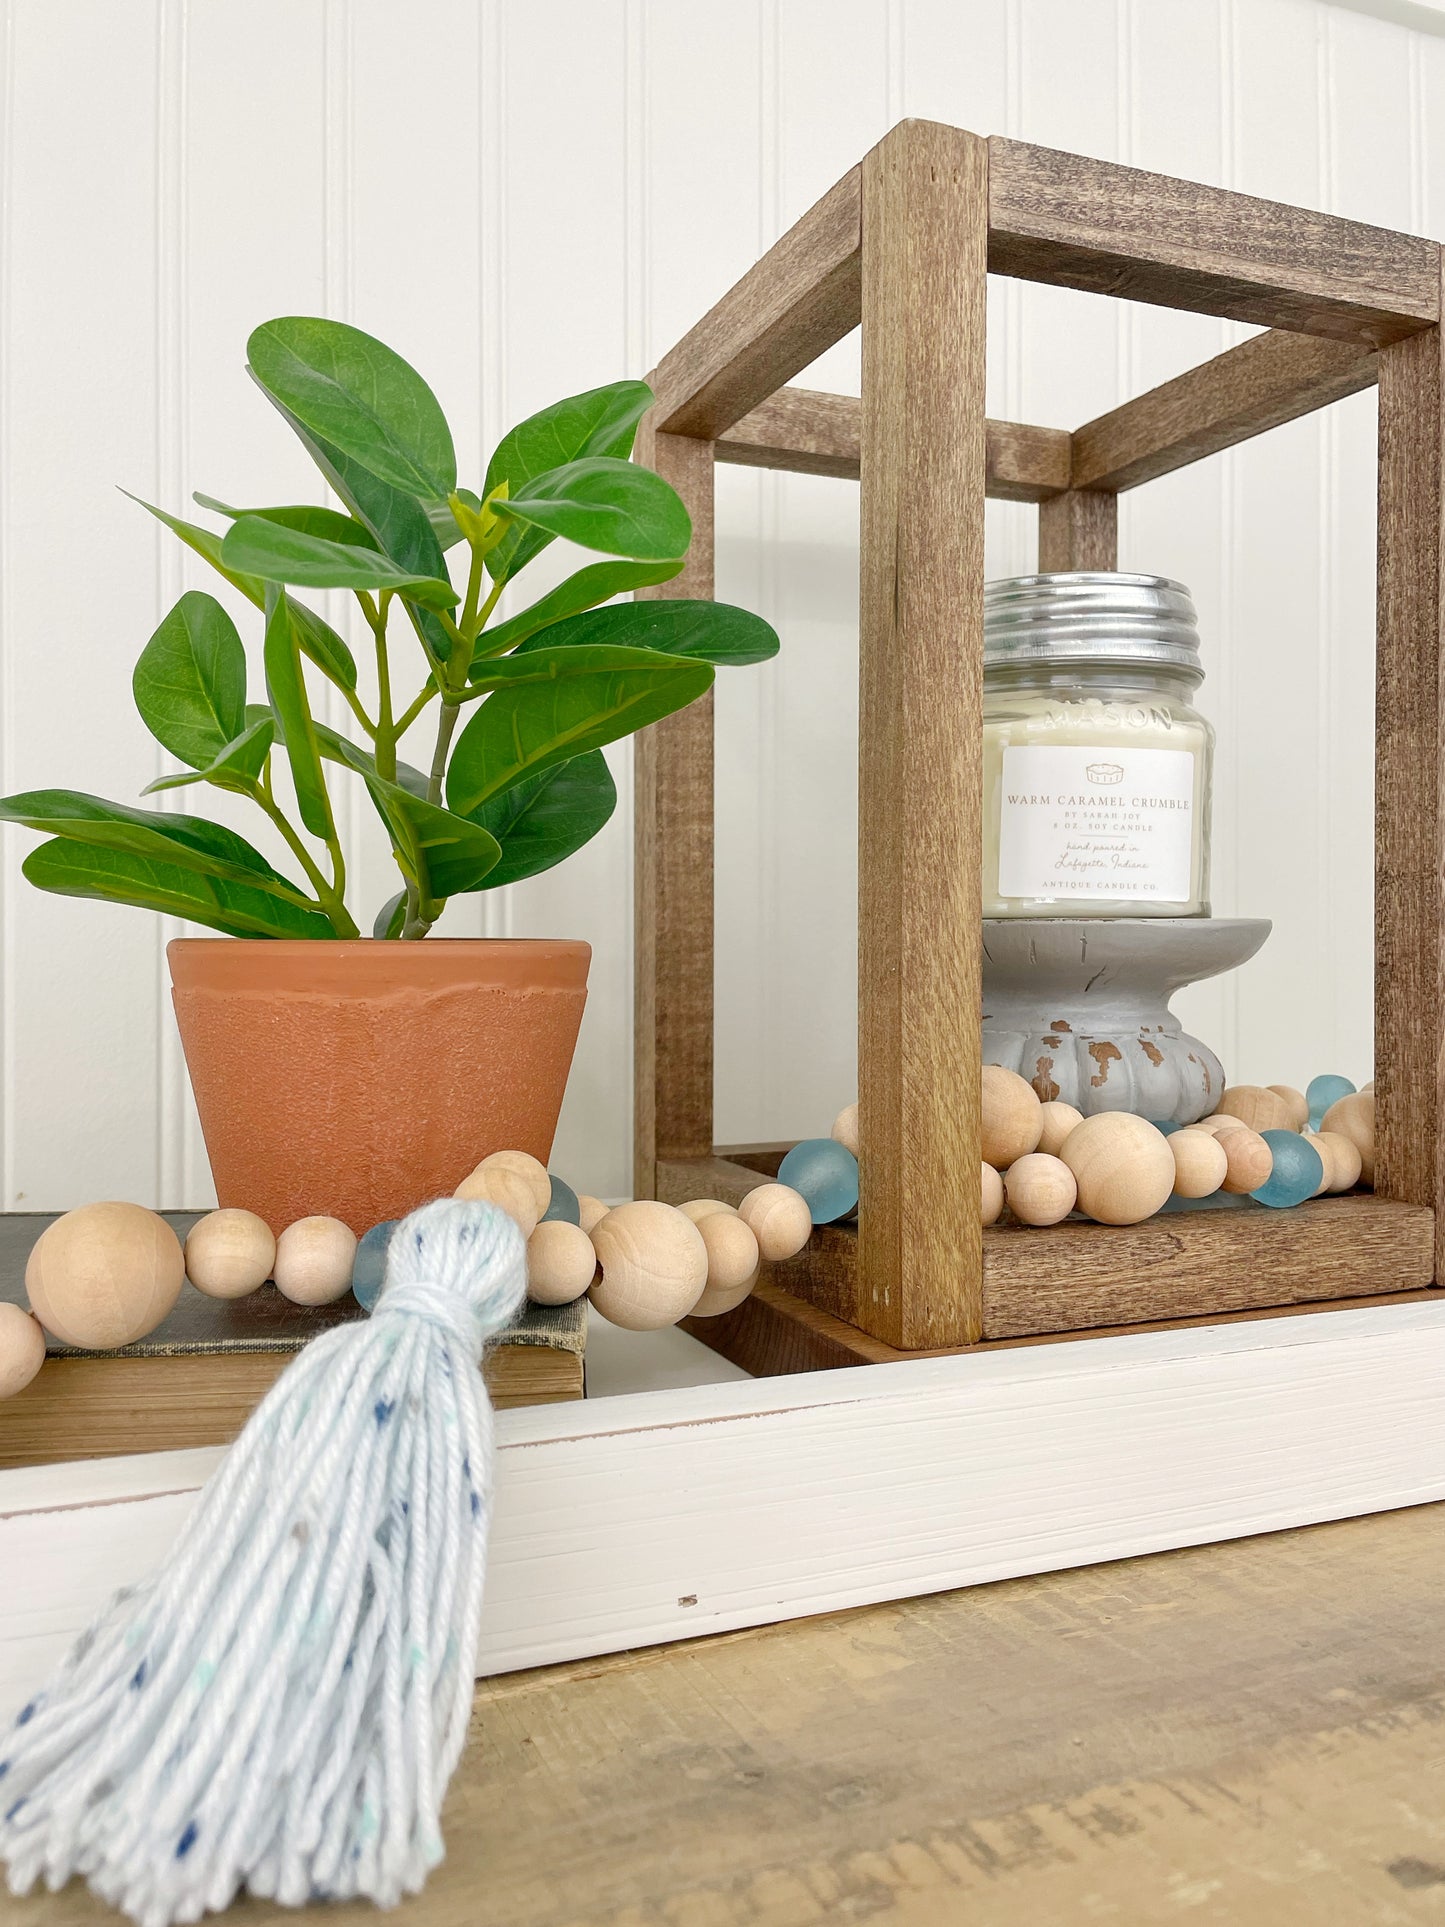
[1036,487,1118,571]
[857,120,986,1348]
[988,133,1440,343]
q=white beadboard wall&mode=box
[0,0,1438,1209]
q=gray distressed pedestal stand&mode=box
[982,918,1271,1125]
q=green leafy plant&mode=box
[2,319,777,940]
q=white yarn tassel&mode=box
[0,1197,526,1927]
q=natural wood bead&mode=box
[679,1198,738,1226]
[589,1201,709,1331]
[687,1215,762,1318]
[1035,1100,1084,1159]
[274,1216,358,1306]
[474,1150,552,1219]
[1267,1085,1310,1131]
[981,1066,1043,1169]
[1060,1114,1175,1225]
[184,1208,275,1300]
[1004,1153,1077,1227]
[454,1164,541,1237]
[1320,1092,1376,1186]
[1170,1129,1229,1200]
[1215,1086,1294,1134]
[576,1194,610,1235]
[1188,1114,1248,1138]
[1215,1127,1273,1195]
[737,1184,813,1262]
[0,1302,46,1399]
[25,1202,185,1349]
[1310,1128,1363,1195]
[526,1220,597,1306]
[830,1103,860,1158]
[981,1162,1003,1227]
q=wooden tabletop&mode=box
[13,1503,1445,1925]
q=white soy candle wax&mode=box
[982,573,1215,918]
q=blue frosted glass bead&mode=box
[1306,1073,1356,1129]
[352,1219,399,1311]
[1250,1131,1323,1210]
[777,1137,860,1225]
[1150,1120,1183,1136]
[541,1174,581,1225]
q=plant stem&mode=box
[367,591,397,781]
[251,777,359,938]
[337,680,377,740]
[394,684,438,737]
[426,699,462,807]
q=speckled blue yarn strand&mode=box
[0,1197,527,1927]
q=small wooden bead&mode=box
[589,1201,708,1331]
[454,1164,540,1237]
[679,1198,738,1226]
[1060,1114,1174,1225]
[1216,1086,1294,1134]
[474,1150,552,1219]
[0,1302,46,1399]
[273,1216,357,1306]
[687,1214,762,1318]
[1215,1127,1273,1195]
[831,1103,860,1158]
[1361,1080,1375,1095]
[1319,1092,1375,1186]
[981,1066,1043,1169]
[25,1202,185,1349]
[1004,1153,1077,1227]
[1267,1085,1310,1132]
[184,1208,275,1300]
[1035,1100,1084,1159]
[1188,1114,1248,1139]
[737,1184,813,1263]
[1301,1133,1334,1197]
[981,1162,1004,1227]
[1310,1128,1363,1195]
[526,1220,597,1306]
[1170,1129,1229,1200]
[576,1193,610,1235]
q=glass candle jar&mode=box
[982,573,1214,918]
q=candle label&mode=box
[998,745,1195,900]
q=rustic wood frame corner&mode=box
[632,119,1445,1368]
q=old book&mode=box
[0,1211,584,1470]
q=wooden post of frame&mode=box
[857,121,987,1348]
[1037,487,1118,571]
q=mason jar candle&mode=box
[982,573,1214,918]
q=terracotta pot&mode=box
[168,938,590,1236]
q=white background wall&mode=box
[0,0,1440,1209]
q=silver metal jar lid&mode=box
[983,571,1203,678]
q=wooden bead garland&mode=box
[453,1163,541,1238]
[473,1149,552,1221]
[589,1201,709,1331]
[981,1162,1004,1227]
[184,1208,276,1300]
[525,1220,597,1306]
[1216,1127,1273,1196]
[1169,1129,1229,1200]
[1004,1153,1076,1227]
[980,1065,1043,1169]
[1320,1092,1376,1185]
[688,1214,762,1318]
[1035,1100,1084,1159]
[1060,1114,1175,1225]
[830,1103,860,1158]
[273,1216,357,1306]
[737,1183,813,1263]
[1216,1086,1295,1134]
[0,1302,46,1400]
[26,1202,184,1350]
[576,1193,610,1235]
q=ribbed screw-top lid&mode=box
[984,571,1203,678]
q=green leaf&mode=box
[125,491,359,691]
[310,720,429,800]
[492,458,690,564]
[247,317,456,500]
[21,838,335,939]
[447,649,713,816]
[484,379,653,579]
[477,558,683,661]
[460,642,715,698]
[222,514,458,608]
[426,488,483,553]
[142,713,274,796]
[463,750,616,888]
[263,588,335,840]
[373,889,407,939]
[193,495,381,551]
[132,591,248,771]
[0,788,303,894]
[514,597,780,667]
[314,728,498,901]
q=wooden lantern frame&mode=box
[633,119,1444,1368]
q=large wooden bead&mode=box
[1216,1086,1294,1134]
[0,1303,46,1399]
[1170,1129,1228,1200]
[981,1162,1004,1227]
[1267,1085,1310,1132]
[737,1184,813,1263]
[1035,1100,1084,1159]
[526,1220,597,1306]
[26,1203,184,1349]
[981,1066,1043,1169]
[688,1214,762,1319]
[831,1103,860,1158]
[473,1150,552,1220]
[1320,1092,1375,1186]
[274,1216,357,1305]
[1310,1128,1363,1195]
[1060,1114,1174,1225]
[589,1201,708,1331]
[1004,1153,1077,1227]
[575,1193,610,1235]
[184,1208,275,1300]
[1216,1127,1273,1195]
[454,1164,540,1237]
